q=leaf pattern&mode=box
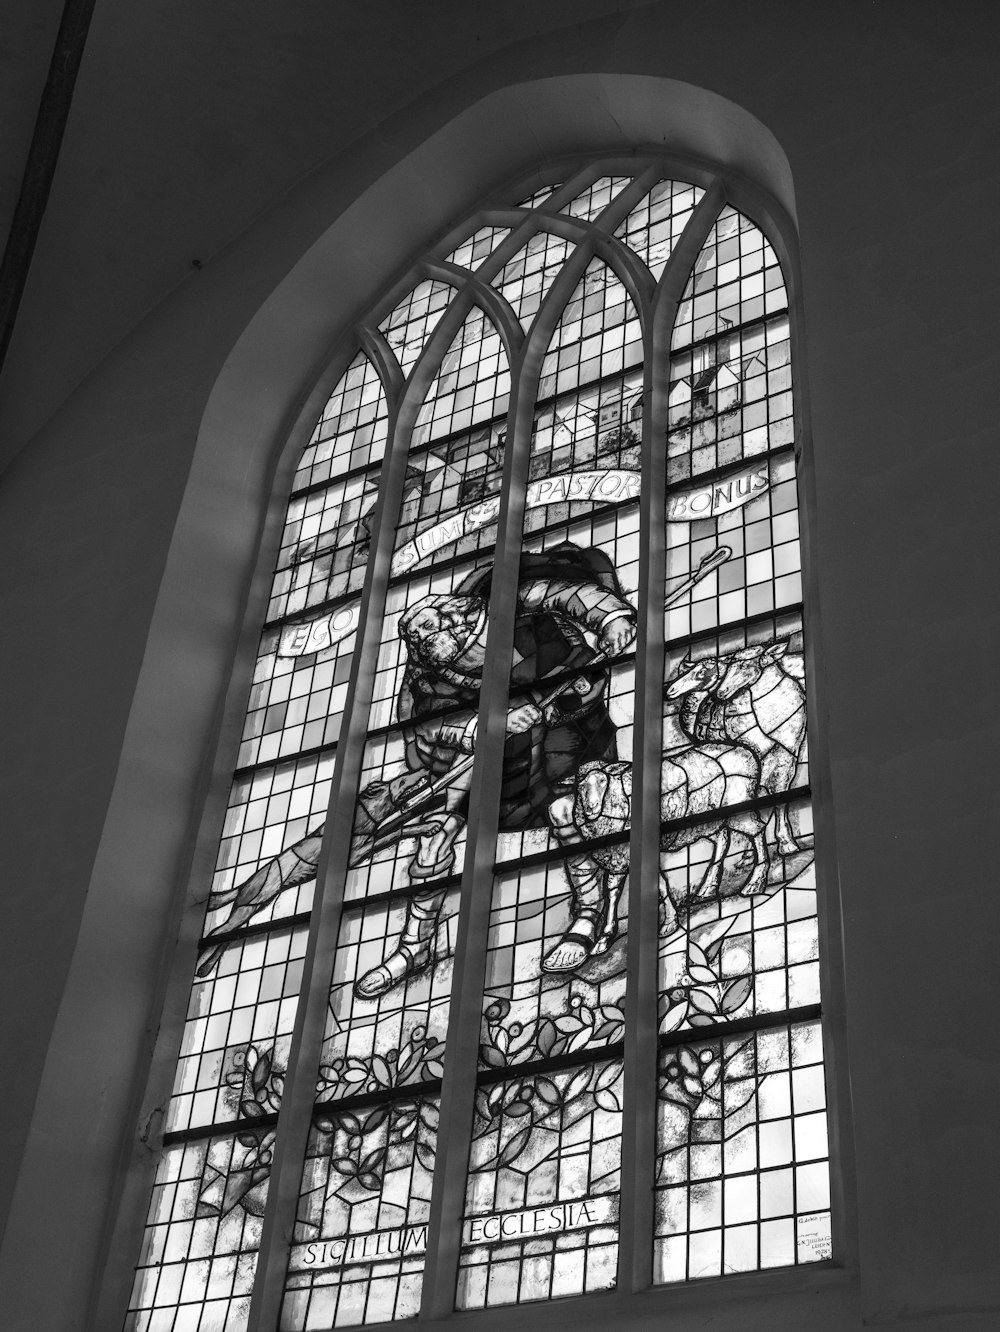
[201,1043,287,1221]
[656,1036,763,1179]
[658,937,759,1033]
[313,1096,439,1201]
[317,1026,447,1101]
[469,1060,623,1175]
[480,998,624,1072]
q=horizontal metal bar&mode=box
[197,910,312,952]
[664,601,805,656]
[668,305,790,365]
[659,783,811,837]
[337,874,465,912]
[664,440,795,497]
[494,829,629,877]
[163,1111,280,1147]
[232,740,338,783]
[476,1041,626,1087]
[314,1078,442,1117]
[287,456,384,503]
[490,785,811,877]
[658,1003,823,1052]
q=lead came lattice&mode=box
[125,158,832,1332]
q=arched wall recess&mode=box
[1,75,853,1332]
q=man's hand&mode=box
[600,614,637,656]
[506,702,542,735]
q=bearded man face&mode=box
[400,594,482,665]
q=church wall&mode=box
[0,4,998,1329]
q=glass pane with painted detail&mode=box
[660,617,809,877]
[342,724,472,902]
[664,452,801,640]
[320,893,455,1097]
[559,175,632,222]
[667,314,793,483]
[493,229,576,329]
[282,1099,439,1328]
[444,224,511,272]
[168,926,305,1135]
[239,619,356,766]
[457,1059,624,1307]
[654,1021,830,1281]
[268,469,380,621]
[658,796,817,1034]
[127,160,832,1328]
[391,423,508,577]
[495,656,636,869]
[671,207,787,352]
[126,1136,268,1331]
[296,352,389,488]
[379,279,455,377]
[411,307,511,446]
[200,752,334,964]
[527,367,643,493]
[537,259,643,401]
[368,557,503,731]
[482,855,628,1070]
[516,182,562,209]
[613,179,705,279]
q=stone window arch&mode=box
[122,150,834,1331]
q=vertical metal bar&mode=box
[617,180,726,1293]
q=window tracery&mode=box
[126,158,831,1332]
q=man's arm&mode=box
[396,671,477,771]
[518,575,637,653]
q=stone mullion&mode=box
[476,164,661,293]
[617,179,727,1293]
[419,222,618,1318]
[509,160,607,220]
[243,381,405,1332]
[415,351,537,1322]
[441,160,602,297]
[455,160,640,299]
[422,169,663,1314]
[246,278,490,1330]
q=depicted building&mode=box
[0,5,997,1332]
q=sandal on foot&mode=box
[541,911,601,972]
[354,941,431,999]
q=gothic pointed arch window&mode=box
[126,158,832,1331]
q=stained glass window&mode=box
[126,156,833,1331]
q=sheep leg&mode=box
[692,825,730,898]
[772,802,799,855]
[739,826,771,896]
[763,752,799,854]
